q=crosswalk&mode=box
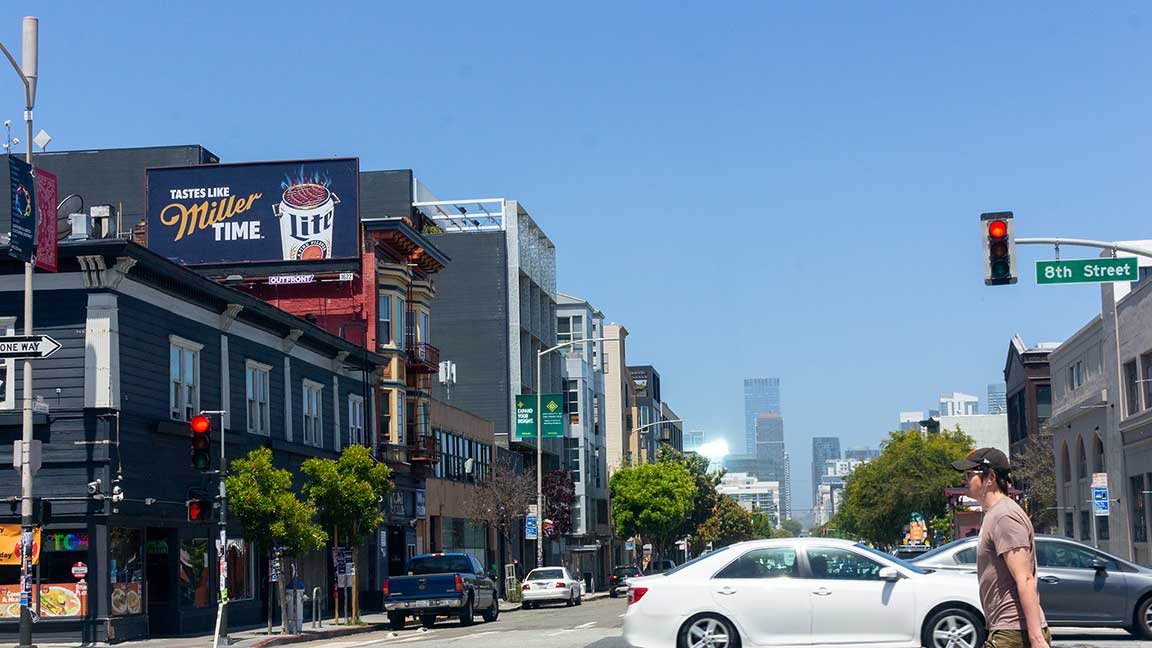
[328,621,603,646]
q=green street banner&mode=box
[515,394,565,439]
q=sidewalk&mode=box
[35,593,609,648]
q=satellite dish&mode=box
[56,193,82,238]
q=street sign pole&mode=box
[535,353,543,569]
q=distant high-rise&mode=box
[898,411,924,432]
[684,427,706,452]
[811,437,841,503]
[939,392,979,417]
[844,447,880,461]
[987,383,1007,415]
[744,378,780,454]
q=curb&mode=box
[251,623,389,648]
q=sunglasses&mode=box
[963,469,987,481]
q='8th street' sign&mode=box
[1036,258,1138,285]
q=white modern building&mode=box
[899,411,924,431]
[813,458,870,526]
[718,472,782,527]
[939,392,979,417]
[937,414,1010,457]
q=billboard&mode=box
[146,158,359,265]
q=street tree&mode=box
[610,461,695,558]
[226,448,327,635]
[542,468,576,538]
[301,445,393,623]
[467,453,535,592]
[1012,425,1057,533]
[833,427,973,548]
[656,444,724,546]
[750,511,776,539]
[695,495,754,549]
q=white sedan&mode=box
[623,537,985,648]
[521,567,583,609]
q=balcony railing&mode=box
[405,337,440,374]
[408,434,441,464]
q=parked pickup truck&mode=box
[383,553,500,630]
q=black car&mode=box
[608,565,642,598]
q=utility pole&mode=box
[0,16,38,648]
[202,410,230,648]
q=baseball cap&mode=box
[951,447,1011,473]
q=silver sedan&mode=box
[910,534,1152,638]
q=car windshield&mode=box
[907,538,974,562]
[407,555,473,575]
[526,568,565,581]
[854,543,930,575]
[662,546,731,576]
[612,567,639,577]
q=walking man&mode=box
[952,447,1050,648]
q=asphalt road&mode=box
[272,597,1152,648]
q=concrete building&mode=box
[937,414,1010,457]
[987,383,1008,415]
[554,293,611,588]
[811,437,841,504]
[744,377,780,454]
[426,399,498,567]
[844,447,880,461]
[813,459,869,526]
[899,411,924,431]
[602,324,635,473]
[628,365,664,462]
[717,473,782,526]
[660,402,684,452]
[939,392,979,417]
[1004,336,1056,457]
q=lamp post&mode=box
[630,419,684,461]
[0,17,37,648]
[535,336,616,568]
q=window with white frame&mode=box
[377,294,392,347]
[246,361,271,435]
[348,395,365,447]
[169,336,203,421]
[0,317,14,410]
[303,380,324,447]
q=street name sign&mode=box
[1037,258,1138,285]
[0,335,61,360]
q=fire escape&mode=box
[404,294,440,465]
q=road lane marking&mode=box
[453,631,498,641]
[574,622,597,629]
[545,629,574,636]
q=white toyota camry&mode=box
[623,537,985,648]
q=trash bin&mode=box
[287,578,305,634]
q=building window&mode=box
[1068,361,1085,392]
[1125,360,1141,416]
[0,317,14,410]
[377,295,392,347]
[1036,384,1051,425]
[1077,437,1087,481]
[109,528,143,616]
[557,315,584,356]
[1060,442,1071,484]
[1132,475,1148,543]
[302,380,324,447]
[246,361,271,436]
[1098,515,1110,541]
[1007,391,1027,446]
[565,437,581,483]
[1143,353,1152,413]
[225,540,254,601]
[180,537,211,608]
[565,379,579,424]
[1080,510,1090,541]
[380,390,393,444]
[348,395,365,447]
[169,336,202,421]
[1064,512,1074,539]
[419,312,429,344]
[1093,433,1105,473]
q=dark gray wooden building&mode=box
[0,238,385,643]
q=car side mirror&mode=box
[489,571,498,580]
[878,567,902,582]
[1091,558,1107,572]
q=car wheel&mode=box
[566,589,576,607]
[459,595,475,626]
[921,607,984,648]
[1131,596,1152,639]
[677,614,740,648]
[609,591,617,598]
[387,612,406,630]
[482,595,500,622]
[576,591,583,606]
[419,614,436,629]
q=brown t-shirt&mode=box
[976,496,1047,631]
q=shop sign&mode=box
[43,531,88,552]
[0,583,87,618]
[415,490,426,518]
[268,274,314,285]
[389,491,406,517]
[110,582,141,616]
[0,525,40,565]
[146,158,360,265]
[71,562,87,579]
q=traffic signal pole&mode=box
[198,411,230,648]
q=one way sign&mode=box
[0,335,62,360]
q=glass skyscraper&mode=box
[744,377,780,454]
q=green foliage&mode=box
[779,519,802,537]
[610,461,695,550]
[226,448,327,555]
[835,427,973,548]
[695,495,753,548]
[301,445,394,546]
[750,511,776,539]
[656,444,724,542]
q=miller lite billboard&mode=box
[146,158,359,265]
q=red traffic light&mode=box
[987,220,1008,239]
[188,501,204,520]
[190,415,210,434]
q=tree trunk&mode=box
[351,521,360,623]
[333,527,340,625]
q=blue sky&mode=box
[7,2,1152,513]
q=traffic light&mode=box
[190,414,212,471]
[981,211,1017,286]
[186,497,213,523]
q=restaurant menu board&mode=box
[0,582,87,618]
[111,582,142,616]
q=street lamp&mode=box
[535,336,616,568]
[631,418,684,462]
[0,18,37,648]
